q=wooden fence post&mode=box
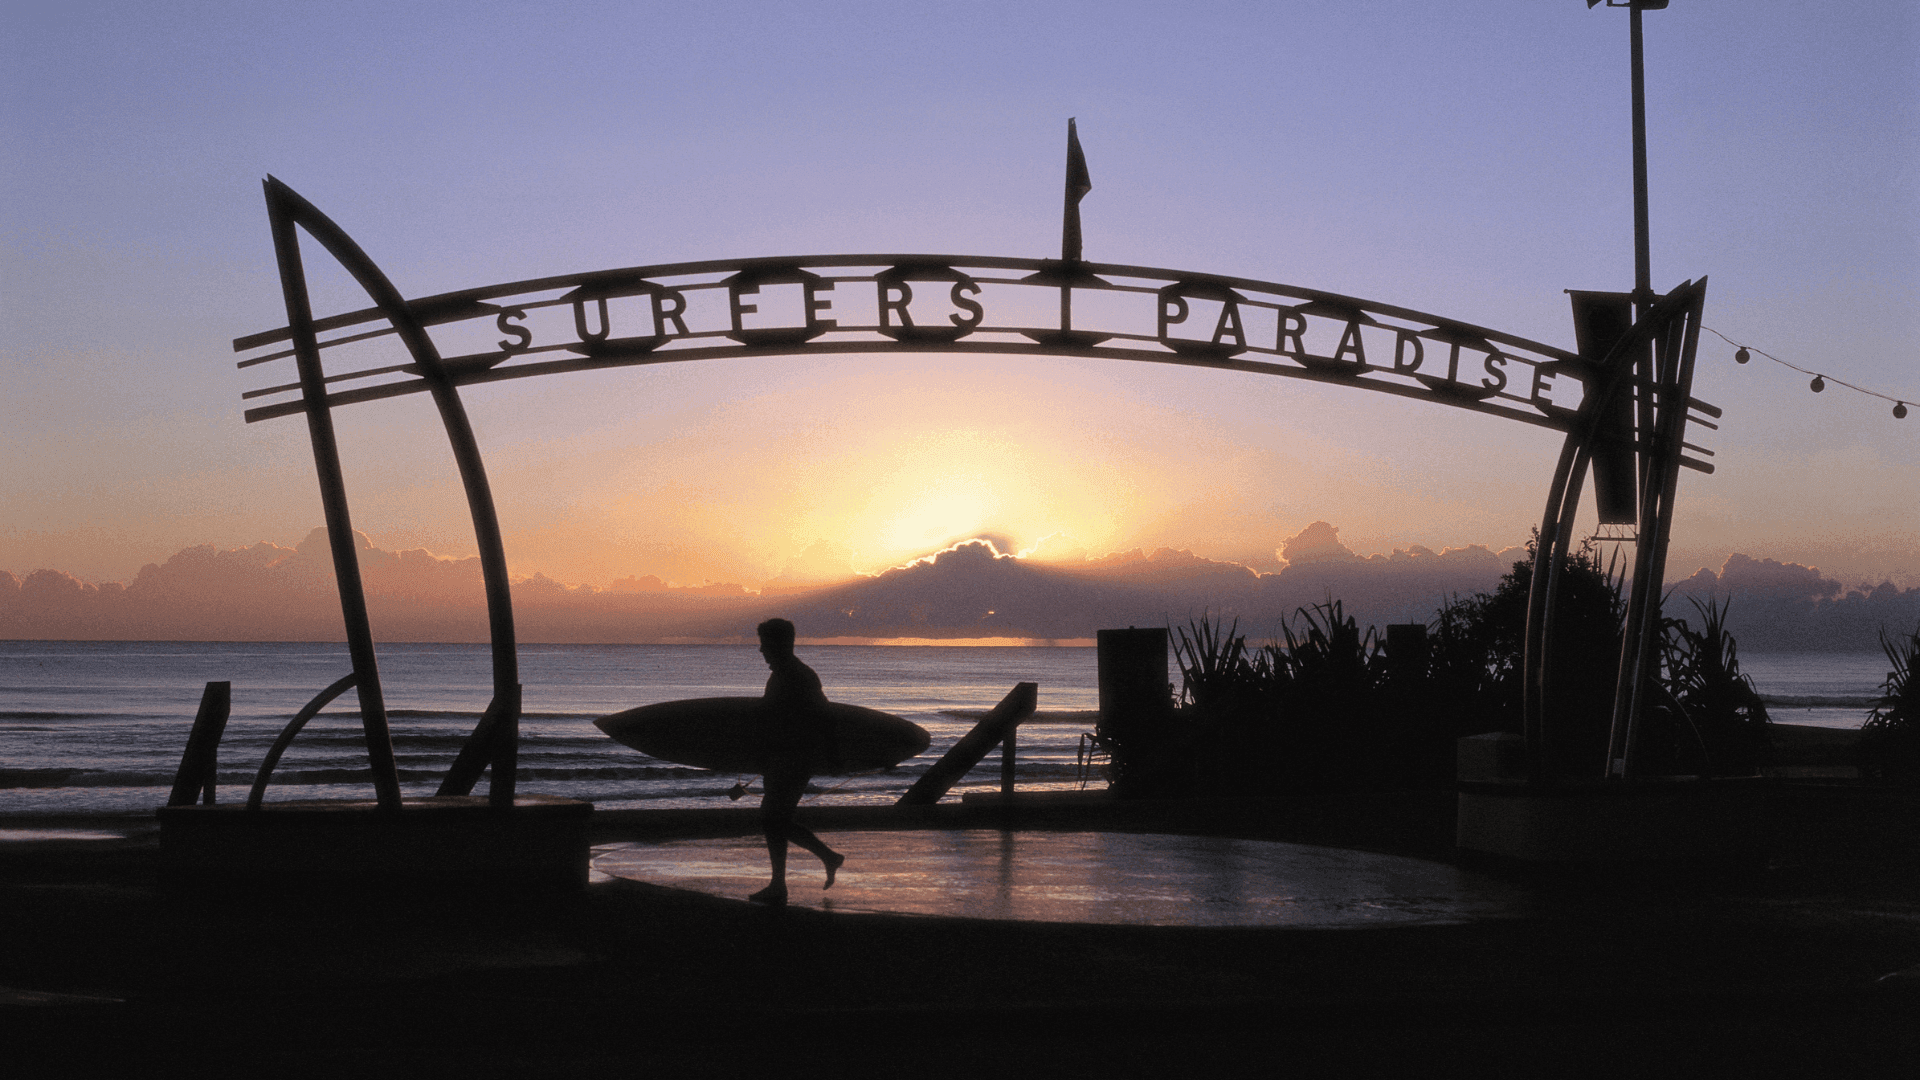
[168,681,231,807]
[897,682,1036,806]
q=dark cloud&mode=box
[1669,554,1920,651]
[6,527,1916,648]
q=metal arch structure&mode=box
[1524,278,1709,782]
[237,175,1718,805]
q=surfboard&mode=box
[593,697,930,775]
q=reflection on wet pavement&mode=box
[593,830,1531,928]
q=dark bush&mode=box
[1156,604,1402,798]
[1139,537,1769,797]
[1648,596,1772,776]
[1429,534,1625,778]
[1858,622,1920,784]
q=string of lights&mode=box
[1703,325,1910,420]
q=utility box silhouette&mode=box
[1096,628,1173,793]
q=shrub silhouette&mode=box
[1428,534,1625,778]
[1146,603,1397,798]
[1129,536,1770,798]
[1648,596,1772,776]
[1858,622,1920,784]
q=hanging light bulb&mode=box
[1810,375,1826,393]
[1734,346,1750,364]
[1897,402,1910,420]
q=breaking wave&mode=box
[1761,694,1879,709]
[0,764,724,789]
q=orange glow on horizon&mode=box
[799,637,1097,647]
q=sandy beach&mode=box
[4,725,1918,1078]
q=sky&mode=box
[3,0,1916,599]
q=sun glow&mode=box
[832,424,1108,572]
[876,485,997,556]
[484,364,1169,587]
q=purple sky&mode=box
[4,1,1915,596]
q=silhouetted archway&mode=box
[236,177,1713,807]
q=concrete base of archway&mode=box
[157,794,594,893]
[1456,777,1776,864]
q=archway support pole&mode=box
[265,177,522,805]
[266,185,404,812]
[1608,281,1706,777]
[1523,278,1704,784]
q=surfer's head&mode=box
[757,618,797,658]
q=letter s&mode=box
[497,307,531,353]
[949,280,983,328]
[1481,351,1509,392]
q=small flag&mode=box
[1062,118,1092,262]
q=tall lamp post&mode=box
[1590,0,1669,316]
[1589,1,1684,780]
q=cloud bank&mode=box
[3,524,1916,649]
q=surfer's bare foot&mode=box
[748,884,788,907]
[822,850,845,890]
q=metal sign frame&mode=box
[236,171,1717,808]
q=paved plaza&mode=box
[592,828,1533,927]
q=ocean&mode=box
[0,641,1890,816]
[0,641,1103,816]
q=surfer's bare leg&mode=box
[757,769,842,894]
[753,771,806,905]
[786,823,843,888]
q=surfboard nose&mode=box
[903,725,932,758]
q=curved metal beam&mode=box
[232,253,1589,363]
[264,177,520,802]
[235,254,1715,450]
[247,671,358,810]
[231,253,1720,477]
[1608,279,1708,777]
[265,186,402,812]
[241,339,1572,433]
[436,684,523,804]
[1520,279,1706,783]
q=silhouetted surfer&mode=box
[748,618,844,906]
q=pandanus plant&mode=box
[1164,604,1393,796]
[1162,615,1282,796]
[1171,615,1262,714]
[1279,600,1382,698]
[1655,596,1771,775]
[1859,622,1920,784]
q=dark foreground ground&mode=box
[3,740,1918,1078]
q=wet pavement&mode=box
[592,829,1533,927]
[0,829,126,842]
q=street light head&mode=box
[1590,1,1670,8]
